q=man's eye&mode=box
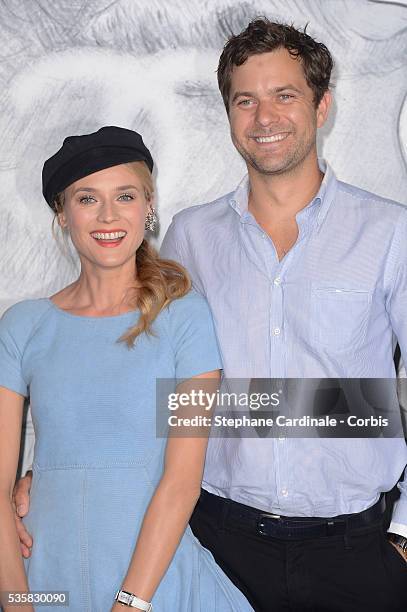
[279,94,294,101]
[118,193,135,201]
[238,99,254,106]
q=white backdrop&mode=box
[0,0,406,313]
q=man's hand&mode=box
[12,471,33,558]
[390,540,407,564]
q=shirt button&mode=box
[278,436,285,441]
[274,277,281,286]
[262,233,266,239]
[273,327,281,336]
[281,489,288,497]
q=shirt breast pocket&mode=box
[312,286,372,350]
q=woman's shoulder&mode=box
[0,298,53,336]
[164,290,212,321]
[160,290,218,345]
[160,290,221,377]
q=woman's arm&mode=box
[0,386,34,612]
[111,370,220,611]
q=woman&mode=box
[0,126,252,611]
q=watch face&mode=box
[116,590,130,604]
[115,589,152,610]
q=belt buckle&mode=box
[257,512,281,536]
[326,518,346,535]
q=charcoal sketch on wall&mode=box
[0,0,406,311]
[1,0,407,467]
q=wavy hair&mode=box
[217,18,334,113]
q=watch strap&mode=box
[115,589,153,610]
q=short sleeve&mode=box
[167,292,222,380]
[0,304,30,396]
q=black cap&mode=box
[42,126,154,210]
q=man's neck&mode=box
[248,154,323,222]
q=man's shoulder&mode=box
[336,180,407,218]
[171,190,235,227]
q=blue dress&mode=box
[0,292,252,612]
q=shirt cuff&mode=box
[389,494,407,535]
[388,521,407,538]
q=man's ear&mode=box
[316,90,332,129]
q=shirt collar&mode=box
[228,158,338,231]
[314,159,337,230]
[228,174,250,217]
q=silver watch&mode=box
[115,589,153,611]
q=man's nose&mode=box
[96,200,120,223]
[255,100,280,127]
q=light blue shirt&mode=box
[160,160,407,536]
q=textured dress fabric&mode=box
[0,293,252,612]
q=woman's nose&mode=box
[96,200,120,223]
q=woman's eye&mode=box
[118,193,135,201]
[79,195,96,204]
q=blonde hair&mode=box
[52,161,191,346]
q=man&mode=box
[161,18,407,611]
[14,18,407,611]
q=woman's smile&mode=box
[90,229,128,247]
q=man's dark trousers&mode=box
[190,489,407,611]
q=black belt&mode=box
[196,489,386,540]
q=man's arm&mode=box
[160,216,205,295]
[160,218,184,264]
[397,357,407,436]
[386,213,407,544]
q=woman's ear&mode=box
[57,212,68,229]
[144,188,155,207]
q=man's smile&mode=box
[251,132,291,144]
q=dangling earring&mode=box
[145,207,158,232]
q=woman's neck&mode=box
[51,262,139,316]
